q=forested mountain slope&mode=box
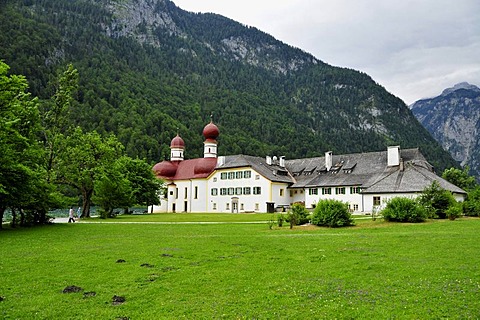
[411,83,480,181]
[0,0,457,172]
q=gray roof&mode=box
[216,155,293,183]
[215,149,466,195]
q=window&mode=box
[221,172,227,180]
[228,187,235,195]
[353,204,359,211]
[226,203,230,210]
[255,175,260,180]
[335,187,346,195]
[309,188,318,195]
[322,187,331,195]
[255,203,259,211]
[280,189,284,197]
[240,203,244,210]
[236,171,243,179]
[253,187,261,195]
[350,187,361,194]
[373,196,381,206]
[228,172,235,180]
[211,188,218,196]
[194,186,198,199]
[175,188,178,199]
[184,187,188,199]
[290,190,293,197]
[213,203,217,210]
[244,170,251,178]
[213,177,217,182]
[235,187,242,195]
[169,191,174,196]
[243,187,251,195]
[220,188,227,196]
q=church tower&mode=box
[170,134,185,161]
[202,118,219,158]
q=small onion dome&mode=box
[152,161,177,178]
[170,134,185,148]
[202,121,219,140]
[194,158,217,175]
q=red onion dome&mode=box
[170,134,185,148]
[194,158,217,175]
[203,121,219,140]
[152,161,177,178]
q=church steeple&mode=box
[202,116,219,158]
[170,130,185,161]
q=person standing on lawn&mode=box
[68,207,75,223]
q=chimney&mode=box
[387,146,400,166]
[325,151,333,171]
[400,158,404,171]
[217,156,225,167]
[279,156,285,168]
[266,156,272,165]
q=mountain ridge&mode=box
[0,0,457,172]
[411,82,480,181]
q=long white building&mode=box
[151,120,466,214]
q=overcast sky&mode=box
[173,0,480,105]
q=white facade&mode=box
[151,121,466,214]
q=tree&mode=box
[56,127,124,217]
[41,63,79,183]
[418,181,457,219]
[442,167,477,192]
[115,157,162,213]
[0,60,49,228]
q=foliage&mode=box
[285,203,310,228]
[418,181,457,219]
[380,197,428,223]
[442,167,477,192]
[92,156,162,218]
[0,0,458,172]
[0,60,51,228]
[463,187,480,217]
[311,199,354,228]
[56,127,125,217]
[445,202,463,220]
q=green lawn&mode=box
[1,216,480,319]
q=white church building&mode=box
[150,120,466,214]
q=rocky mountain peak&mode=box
[441,82,480,96]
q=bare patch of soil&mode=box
[62,285,83,293]
[112,295,126,305]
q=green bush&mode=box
[418,181,457,219]
[463,187,480,217]
[285,203,310,228]
[311,199,354,228]
[380,197,428,223]
[446,202,463,220]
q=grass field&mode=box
[1,214,480,319]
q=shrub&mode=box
[446,202,463,220]
[285,203,310,228]
[311,199,354,228]
[463,187,480,217]
[418,181,456,219]
[380,197,427,223]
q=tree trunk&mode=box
[19,208,25,226]
[11,208,17,228]
[0,206,5,230]
[81,188,94,217]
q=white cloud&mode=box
[173,0,480,104]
